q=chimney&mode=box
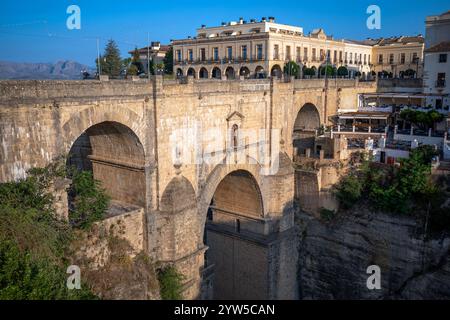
[268,16,275,22]
[221,22,226,26]
[261,17,266,22]
[239,17,244,24]
[250,19,256,23]
[201,24,206,28]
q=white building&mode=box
[423,10,450,111]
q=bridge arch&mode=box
[199,160,266,299]
[62,105,146,155]
[292,103,321,157]
[67,120,146,207]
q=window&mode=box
[349,52,353,63]
[188,49,193,62]
[213,47,219,61]
[439,54,448,63]
[241,45,247,60]
[364,54,367,64]
[436,99,443,109]
[304,47,308,60]
[312,48,316,61]
[320,49,325,61]
[257,44,263,60]
[368,54,371,64]
[296,47,301,61]
[227,46,232,60]
[236,219,241,233]
[200,48,206,61]
[327,50,331,62]
[286,45,291,60]
[378,54,383,64]
[412,52,418,63]
[176,50,181,62]
[389,54,394,64]
[334,50,337,63]
[400,53,405,64]
[339,51,343,62]
[273,44,279,59]
[437,73,446,87]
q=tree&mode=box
[400,109,444,130]
[131,48,144,74]
[404,69,416,78]
[319,65,336,77]
[97,39,122,78]
[163,47,173,75]
[337,66,348,77]
[283,61,300,78]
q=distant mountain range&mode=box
[0,60,96,80]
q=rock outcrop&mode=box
[296,206,450,299]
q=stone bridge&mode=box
[0,77,376,299]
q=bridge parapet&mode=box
[0,79,155,104]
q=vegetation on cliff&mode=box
[157,266,185,300]
[0,160,98,299]
[334,146,450,234]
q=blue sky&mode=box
[0,0,449,66]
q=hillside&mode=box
[0,60,95,80]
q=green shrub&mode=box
[68,170,110,229]
[320,208,336,221]
[334,173,364,209]
[157,266,184,300]
[0,160,100,299]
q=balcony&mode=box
[436,80,446,88]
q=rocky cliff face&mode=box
[296,206,450,299]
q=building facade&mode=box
[423,11,450,110]
[128,42,170,74]
[172,17,374,79]
[172,17,423,80]
[369,36,425,78]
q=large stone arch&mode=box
[67,120,146,208]
[62,104,146,156]
[200,162,266,300]
[291,103,321,157]
[198,161,264,235]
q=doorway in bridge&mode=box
[203,170,269,300]
[292,103,321,158]
[67,121,146,216]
